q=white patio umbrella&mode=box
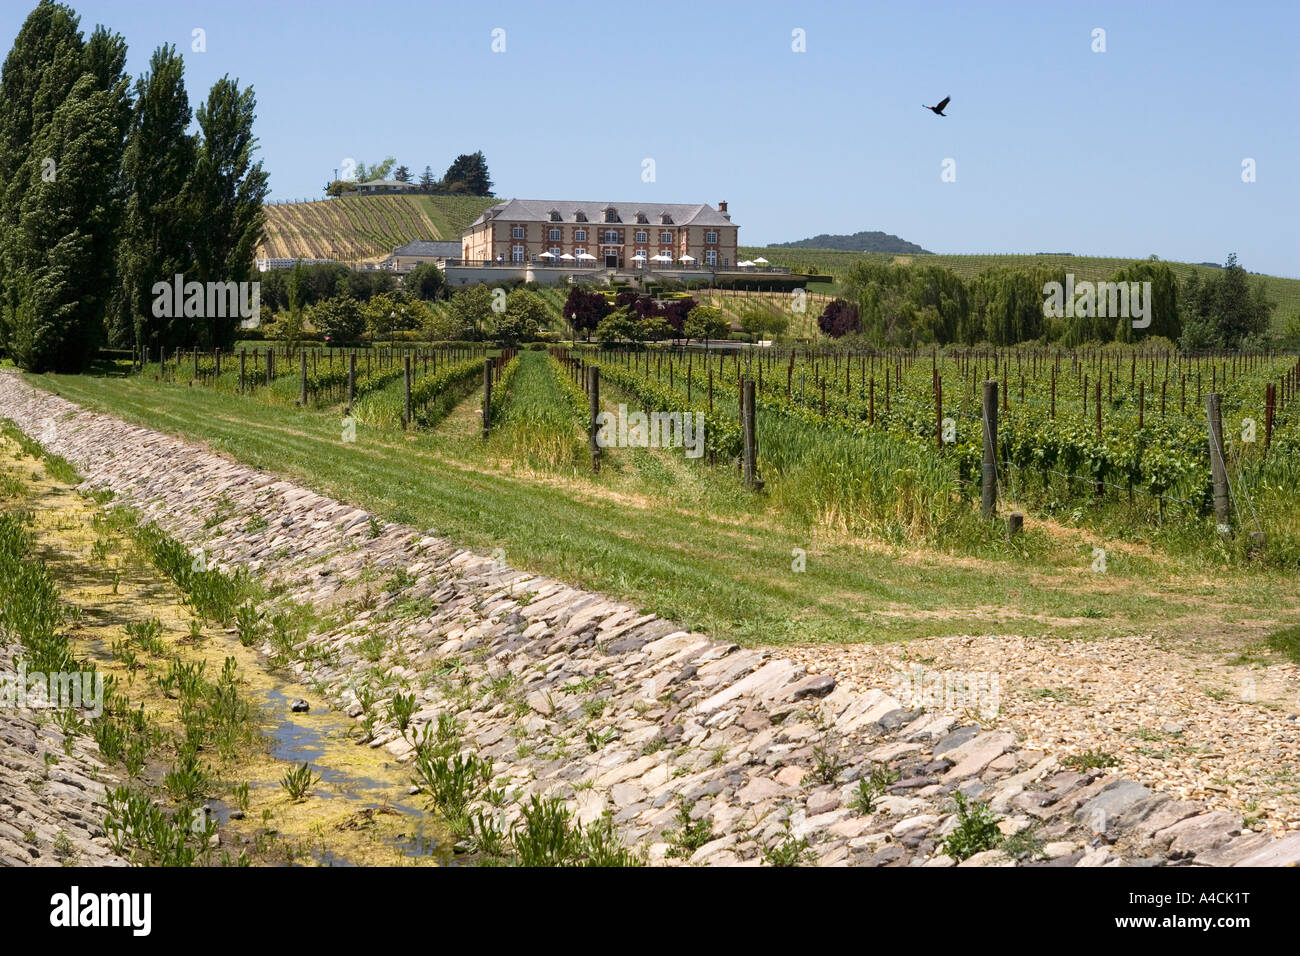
[753,256,768,264]
[737,260,755,267]
[576,252,597,260]
[650,254,672,262]
[538,251,556,259]
[559,253,575,260]
[632,253,647,261]
[679,254,696,263]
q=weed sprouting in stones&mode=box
[413,745,493,823]
[1000,825,1047,861]
[1063,750,1120,772]
[850,761,899,815]
[507,797,641,867]
[812,739,846,784]
[764,826,816,867]
[665,796,715,860]
[389,690,417,733]
[941,791,1003,861]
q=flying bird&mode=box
[923,96,950,116]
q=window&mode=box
[723,258,729,267]
[575,211,587,222]
[574,228,586,241]
[603,207,619,223]
[603,230,619,244]
[635,248,646,260]
[511,245,524,263]
[705,250,717,266]
[636,212,648,224]
[635,230,648,243]
[549,210,561,222]
[705,231,718,244]
[660,231,672,243]
[512,226,525,239]
[549,228,561,241]
[549,246,561,257]
[574,247,586,257]
[660,213,673,225]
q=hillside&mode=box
[770,230,931,254]
[740,247,1300,328]
[258,194,497,262]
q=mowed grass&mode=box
[21,369,1300,648]
[741,247,1300,328]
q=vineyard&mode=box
[258,194,496,262]
[742,247,1300,325]
[561,344,1300,563]
[143,340,1300,569]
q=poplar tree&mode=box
[191,75,269,349]
[115,44,197,355]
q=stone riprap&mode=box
[0,637,125,866]
[3,372,1297,867]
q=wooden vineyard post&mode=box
[348,352,356,408]
[214,350,221,379]
[403,355,412,428]
[1094,378,1103,497]
[266,348,273,386]
[742,378,760,490]
[193,348,199,382]
[482,361,493,439]
[1206,392,1230,537]
[935,373,943,449]
[588,366,600,473]
[981,380,998,519]
[300,350,308,405]
[1265,383,1275,450]
[1139,381,1145,429]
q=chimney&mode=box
[718,200,730,221]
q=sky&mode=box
[3,0,1297,277]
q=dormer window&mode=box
[635,212,648,224]
[549,209,561,222]
[603,206,620,223]
[659,212,673,225]
[574,211,587,222]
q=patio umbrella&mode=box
[576,252,597,260]
[538,251,556,259]
[559,253,575,260]
[679,254,695,263]
[650,254,672,262]
[737,260,755,267]
[753,257,768,264]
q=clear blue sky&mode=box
[5,0,1297,276]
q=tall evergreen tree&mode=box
[191,75,269,349]
[8,71,126,370]
[116,44,197,355]
[0,1,87,354]
[441,151,493,196]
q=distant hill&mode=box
[770,231,932,254]
[258,194,497,263]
